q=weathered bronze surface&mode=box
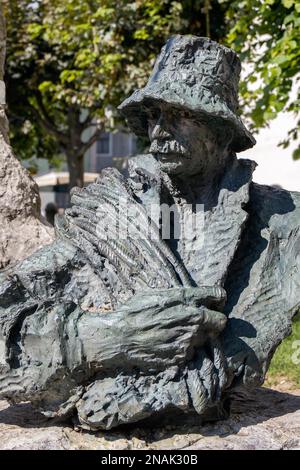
[0,36,299,431]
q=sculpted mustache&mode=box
[149,140,187,155]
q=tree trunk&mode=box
[66,150,84,191]
[0,5,54,269]
[65,107,85,191]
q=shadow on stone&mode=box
[0,401,62,429]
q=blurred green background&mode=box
[267,312,300,387]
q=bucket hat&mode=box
[118,35,255,153]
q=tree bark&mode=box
[66,150,84,190]
[65,108,85,190]
[0,5,54,269]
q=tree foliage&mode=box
[3,0,300,189]
[3,0,230,188]
[3,0,185,187]
[225,0,300,159]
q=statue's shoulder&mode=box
[250,182,300,234]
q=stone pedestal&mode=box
[0,386,299,450]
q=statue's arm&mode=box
[71,286,227,374]
[223,184,300,389]
[0,284,227,403]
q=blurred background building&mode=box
[35,130,137,213]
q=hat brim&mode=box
[118,86,256,153]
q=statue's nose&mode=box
[150,114,172,140]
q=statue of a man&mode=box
[0,36,299,431]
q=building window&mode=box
[96,132,110,155]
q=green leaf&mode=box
[273,55,291,65]
[27,23,43,38]
[38,81,55,93]
[292,147,300,160]
[94,7,114,19]
[282,0,295,9]
[133,29,150,40]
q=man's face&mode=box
[147,104,221,177]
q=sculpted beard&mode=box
[149,139,188,158]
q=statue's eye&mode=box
[147,108,160,121]
[181,110,191,120]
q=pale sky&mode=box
[240,110,300,192]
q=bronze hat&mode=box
[118,35,255,153]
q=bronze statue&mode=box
[0,36,299,431]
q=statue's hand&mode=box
[128,285,227,312]
[0,285,227,403]
[119,285,227,333]
[74,286,227,373]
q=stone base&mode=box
[0,386,299,450]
